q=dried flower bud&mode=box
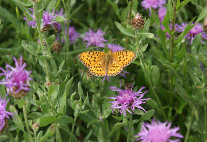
[124,83,134,90]
[204,18,207,32]
[45,81,52,87]
[0,119,8,134]
[52,42,62,52]
[131,13,145,30]
[32,123,40,131]
[41,24,51,32]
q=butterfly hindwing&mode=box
[78,51,106,67]
[89,60,106,77]
[107,59,123,76]
[112,50,136,67]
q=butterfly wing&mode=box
[89,60,107,77]
[78,51,106,68]
[107,59,123,76]
[112,50,136,67]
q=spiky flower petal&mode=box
[136,119,183,142]
[108,86,150,115]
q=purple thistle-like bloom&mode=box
[142,0,166,10]
[67,26,80,43]
[158,7,167,22]
[0,97,13,132]
[82,29,107,47]
[136,119,183,142]
[176,22,207,44]
[108,86,150,115]
[43,9,56,27]
[107,44,124,52]
[0,56,32,96]
[23,8,36,28]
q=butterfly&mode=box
[78,50,136,77]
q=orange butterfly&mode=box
[78,50,136,78]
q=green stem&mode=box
[56,123,62,142]
[139,56,167,120]
[23,105,33,142]
[127,114,133,142]
[184,113,192,142]
[169,0,177,108]
[6,130,16,142]
[69,114,77,142]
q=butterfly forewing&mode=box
[78,51,106,67]
[112,50,136,67]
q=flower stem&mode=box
[56,123,62,142]
[139,56,167,120]
[127,114,133,142]
[69,114,77,142]
[23,105,33,142]
[169,0,177,109]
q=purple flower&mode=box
[176,22,207,44]
[0,56,32,97]
[136,119,183,142]
[53,9,65,32]
[82,29,107,47]
[43,9,56,27]
[142,0,166,10]
[107,44,124,52]
[0,97,13,132]
[108,86,150,115]
[158,7,167,22]
[23,8,36,28]
[65,26,80,43]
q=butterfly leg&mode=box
[102,75,110,82]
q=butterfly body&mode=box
[78,50,136,77]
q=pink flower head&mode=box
[107,44,124,52]
[108,86,150,115]
[142,0,166,10]
[23,8,36,28]
[66,26,80,43]
[158,7,167,22]
[176,22,207,44]
[0,56,32,96]
[43,9,56,26]
[0,97,13,131]
[82,29,107,47]
[136,119,183,142]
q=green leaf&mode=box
[55,16,67,23]
[48,83,59,104]
[15,99,25,109]
[114,21,135,37]
[40,115,56,127]
[40,124,56,142]
[70,0,76,7]
[22,40,39,56]
[58,77,73,114]
[23,132,31,142]
[136,32,154,39]
[180,0,192,9]
[57,116,74,126]
[9,105,24,131]
[78,82,83,99]
[140,109,155,121]
[151,65,160,86]
[111,122,127,135]
[196,7,207,22]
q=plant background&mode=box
[0,0,207,142]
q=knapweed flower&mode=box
[0,97,13,133]
[82,29,107,47]
[136,119,183,142]
[131,13,145,29]
[66,26,80,43]
[142,0,166,10]
[107,44,124,52]
[0,56,32,98]
[23,8,36,28]
[108,86,150,115]
[158,7,167,22]
[176,22,207,44]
